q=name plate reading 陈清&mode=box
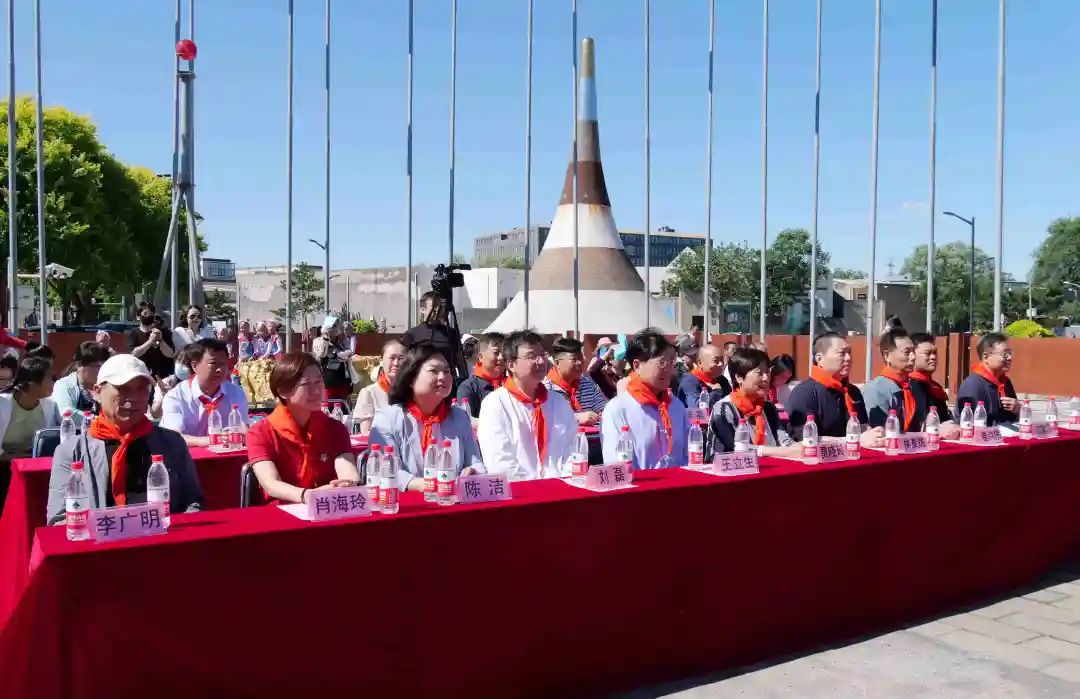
[91,502,167,543]
[457,474,513,504]
[711,451,759,477]
[973,425,1004,446]
[585,463,633,491]
[307,486,372,521]
[899,432,930,454]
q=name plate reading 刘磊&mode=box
[586,463,633,491]
[712,451,759,477]
[307,486,372,521]
[973,425,1004,446]
[91,503,167,543]
[899,433,930,454]
[818,440,848,464]
[457,474,513,504]
[1031,422,1055,440]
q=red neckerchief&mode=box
[405,401,451,454]
[191,376,224,414]
[377,371,391,394]
[879,368,916,431]
[545,366,581,411]
[625,372,672,454]
[89,415,154,506]
[972,363,1007,398]
[503,377,548,463]
[473,362,504,389]
[729,389,767,446]
[909,370,948,402]
[690,367,717,390]
[810,366,856,416]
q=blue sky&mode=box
[8,0,1079,278]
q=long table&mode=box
[3,433,1080,699]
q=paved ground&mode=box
[618,558,1080,698]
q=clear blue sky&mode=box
[9,0,1079,279]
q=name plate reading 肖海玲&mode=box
[817,440,848,464]
[90,502,167,543]
[585,463,633,491]
[711,451,759,477]
[973,425,1004,446]
[457,474,513,504]
[307,486,372,521]
[899,433,930,454]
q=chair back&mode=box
[240,463,261,508]
[32,428,62,458]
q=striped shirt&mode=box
[543,373,608,414]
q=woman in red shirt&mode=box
[246,352,360,504]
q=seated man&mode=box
[909,333,961,438]
[46,354,203,524]
[956,332,1019,426]
[601,329,689,469]
[543,336,607,426]
[863,328,929,431]
[52,341,111,426]
[675,342,731,411]
[160,338,249,447]
[478,330,578,480]
[457,332,504,418]
[786,332,885,447]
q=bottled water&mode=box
[801,415,819,466]
[845,412,861,459]
[959,403,975,441]
[147,454,170,528]
[436,439,456,506]
[460,397,471,416]
[974,401,988,428]
[616,425,634,472]
[571,428,589,485]
[423,440,440,503]
[331,403,345,424]
[1069,396,1080,429]
[733,418,752,453]
[451,398,459,410]
[1018,400,1032,440]
[208,406,224,448]
[1046,397,1059,437]
[687,423,704,466]
[82,411,94,434]
[697,392,711,424]
[925,406,941,451]
[321,402,332,418]
[227,404,246,450]
[884,410,901,456]
[365,445,382,509]
[59,410,77,444]
[65,461,91,542]
[380,445,399,515]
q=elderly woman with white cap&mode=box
[312,315,355,401]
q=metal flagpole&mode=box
[324,0,331,313]
[571,0,579,337]
[448,0,457,262]
[34,0,45,343]
[704,0,715,341]
[170,0,181,325]
[644,0,651,327]
[808,0,822,371]
[993,0,1005,331]
[187,0,197,303]
[406,0,414,327]
[7,0,17,332]
[758,0,768,341]
[524,0,533,328]
[285,0,294,351]
[927,0,937,334]
[865,0,882,378]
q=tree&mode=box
[204,289,234,323]
[477,255,525,270]
[833,267,867,280]
[763,228,831,317]
[1031,217,1080,320]
[902,242,996,333]
[270,262,323,334]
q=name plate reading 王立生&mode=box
[307,486,372,521]
[711,451,759,477]
[973,425,1004,446]
[899,432,930,454]
[91,502,167,543]
[585,463,633,491]
[456,474,513,504]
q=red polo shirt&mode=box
[245,417,352,495]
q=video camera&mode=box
[431,262,470,302]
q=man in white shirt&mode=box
[477,330,577,480]
[160,338,248,447]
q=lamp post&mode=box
[943,211,975,333]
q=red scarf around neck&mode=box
[89,415,155,506]
[625,372,673,454]
[728,389,767,446]
[503,377,548,463]
[879,367,916,431]
[473,362,504,389]
[406,400,451,454]
[810,365,856,416]
[377,371,391,394]
[971,363,1007,398]
[909,370,948,402]
[690,367,717,390]
[545,366,581,411]
[266,404,338,489]
[191,376,224,414]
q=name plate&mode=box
[1032,422,1055,440]
[307,485,372,521]
[973,425,1004,446]
[457,474,513,504]
[91,503,167,543]
[899,432,930,454]
[712,451,759,477]
[687,407,709,425]
[818,440,848,464]
[586,463,633,491]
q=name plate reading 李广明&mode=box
[711,451,759,477]
[457,474,513,504]
[307,485,372,521]
[1031,422,1055,440]
[91,502,167,543]
[585,463,633,491]
[817,440,848,464]
[899,432,930,454]
[973,425,1004,446]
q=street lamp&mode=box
[308,238,331,313]
[943,211,975,333]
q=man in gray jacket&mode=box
[47,354,203,525]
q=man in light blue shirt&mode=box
[161,338,248,447]
[51,341,111,428]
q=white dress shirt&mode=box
[160,378,249,437]
[477,385,578,481]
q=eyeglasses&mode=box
[514,353,546,364]
[988,351,1014,359]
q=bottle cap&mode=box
[977,401,985,406]
[807,414,816,421]
[849,411,858,418]
[443,439,451,447]
[888,409,897,415]
[620,425,630,432]
[384,445,394,454]
[152,454,164,462]
[71,460,85,471]
[370,444,382,452]
[1049,395,1057,400]
[231,403,238,409]
[63,409,72,417]
[578,426,586,433]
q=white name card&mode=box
[818,440,848,464]
[307,485,372,521]
[1032,422,1055,440]
[91,502,167,543]
[586,463,633,491]
[712,451,759,477]
[899,432,930,454]
[973,425,1004,446]
[457,474,513,504]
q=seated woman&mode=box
[711,347,801,458]
[352,338,406,436]
[246,352,361,504]
[0,354,17,394]
[768,353,796,409]
[369,344,483,492]
[0,357,60,461]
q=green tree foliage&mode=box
[204,289,234,323]
[902,242,998,333]
[353,318,377,334]
[270,262,323,334]
[477,255,525,270]
[763,228,831,317]
[832,267,867,280]
[1004,319,1053,338]
[1030,217,1080,321]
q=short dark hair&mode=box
[73,341,111,367]
[178,343,204,372]
[503,330,545,361]
[879,327,911,353]
[14,356,52,393]
[813,331,844,357]
[388,345,453,409]
[770,353,795,380]
[723,341,737,350]
[977,332,1009,358]
[729,347,770,383]
[625,328,673,365]
[269,351,320,402]
[186,338,229,366]
[480,332,505,352]
[25,342,54,362]
[910,332,935,347]
[551,336,583,358]
[0,355,16,375]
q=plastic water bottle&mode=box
[451,398,459,410]
[1046,397,1059,437]
[960,403,975,441]
[208,406,224,448]
[733,418,752,453]
[1018,400,1032,440]
[423,440,440,503]
[365,445,382,509]
[884,410,901,456]
[697,392,711,424]
[845,412,861,460]
[571,428,589,485]
[974,401,988,428]
[687,423,704,466]
[802,415,820,465]
[616,425,635,472]
[227,404,246,450]
[331,403,345,424]
[380,445,399,515]
[436,438,456,506]
[461,397,471,416]
[82,411,94,434]
[59,410,77,444]
[1069,396,1080,429]
[925,406,941,451]
[322,402,332,418]
[65,461,91,542]
[147,454,170,528]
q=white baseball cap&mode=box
[96,354,153,387]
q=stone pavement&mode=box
[618,558,1080,698]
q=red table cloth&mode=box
[3,433,1080,699]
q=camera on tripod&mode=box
[431,262,470,301]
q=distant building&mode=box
[472,226,550,265]
[472,225,703,268]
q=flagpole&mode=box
[927,0,938,334]
[7,0,17,331]
[643,0,651,327]
[285,0,294,351]
[865,0,883,378]
[448,0,457,262]
[524,0,533,328]
[703,0,715,341]
[571,0,579,337]
[758,0,768,341]
[406,0,414,326]
[34,0,46,343]
[808,0,822,371]
[993,0,1006,331]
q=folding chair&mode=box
[31,428,62,458]
[239,463,261,508]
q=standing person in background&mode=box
[353,339,407,436]
[721,341,738,387]
[956,332,1019,426]
[768,354,795,408]
[94,330,117,357]
[675,342,731,411]
[311,316,355,401]
[172,305,214,376]
[674,334,699,380]
[457,332,505,419]
[601,329,689,469]
[587,338,618,399]
[543,336,607,426]
[126,304,175,380]
[52,341,111,425]
[160,339,249,448]
[460,334,479,373]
